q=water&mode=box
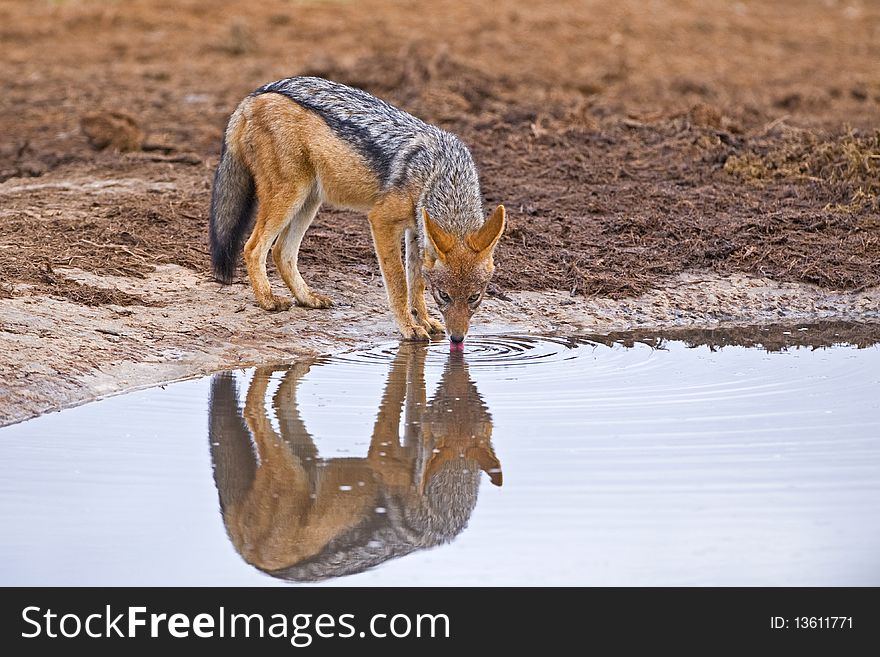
[1,324,879,586]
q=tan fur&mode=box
[227,94,446,339]
[219,347,501,574]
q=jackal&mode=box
[208,345,501,581]
[209,76,505,343]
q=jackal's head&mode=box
[422,205,505,344]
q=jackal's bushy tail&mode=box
[209,138,255,284]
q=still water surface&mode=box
[1,326,878,585]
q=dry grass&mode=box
[724,128,880,211]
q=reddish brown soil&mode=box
[1,0,879,304]
[589,320,880,353]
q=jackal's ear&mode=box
[422,209,456,260]
[467,205,506,255]
[474,444,503,487]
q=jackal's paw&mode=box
[400,324,431,341]
[419,317,445,335]
[297,292,333,309]
[287,360,313,381]
[259,295,292,312]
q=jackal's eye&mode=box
[468,293,481,304]
[437,290,451,303]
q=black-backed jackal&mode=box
[209,77,505,343]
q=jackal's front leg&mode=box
[405,228,444,335]
[369,207,430,341]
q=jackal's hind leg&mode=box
[405,227,444,334]
[272,187,331,309]
[244,193,298,312]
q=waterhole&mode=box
[1,323,879,585]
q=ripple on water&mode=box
[329,334,585,367]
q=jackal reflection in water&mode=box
[208,344,502,582]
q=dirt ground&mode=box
[1,0,879,425]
